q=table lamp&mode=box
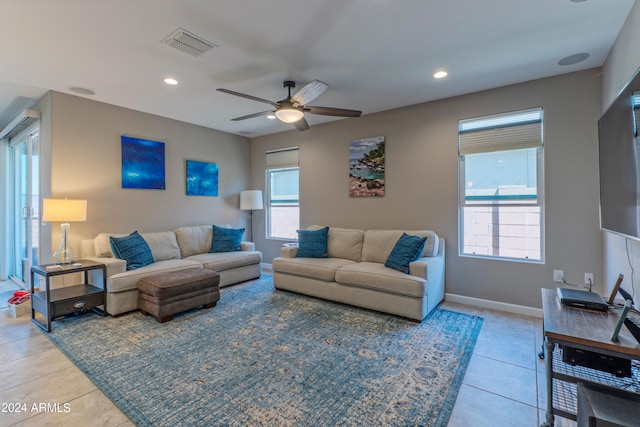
[42,198,87,264]
[240,190,263,242]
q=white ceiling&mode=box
[0,0,635,137]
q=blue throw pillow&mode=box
[110,231,154,271]
[296,227,329,258]
[210,225,244,252]
[385,233,427,274]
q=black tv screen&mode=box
[598,66,640,239]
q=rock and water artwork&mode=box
[186,160,219,196]
[349,135,385,197]
[121,136,165,190]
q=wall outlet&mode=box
[553,269,564,283]
[584,273,594,286]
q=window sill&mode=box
[459,252,544,264]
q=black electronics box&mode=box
[562,346,631,377]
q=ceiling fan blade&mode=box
[217,88,278,106]
[231,110,274,121]
[290,80,329,107]
[293,117,310,131]
[305,106,362,117]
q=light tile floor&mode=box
[0,279,574,427]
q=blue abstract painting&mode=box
[121,136,165,190]
[186,160,218,196]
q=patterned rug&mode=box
[45,275,483,427]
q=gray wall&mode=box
[602,0,640,301]
[41,91,251,263]
[250,69,603,308]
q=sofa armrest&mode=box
[280,245,298,258]
[409,255,443,281]
[240,241,255,251]
[84,257,127,277]
[409,258,429,279]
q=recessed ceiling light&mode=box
[69,87,95,95]
[433,70,448,79]
[557,53,590,66]
[267,114,276,120]
[163,78,178,85]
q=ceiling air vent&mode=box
[162,28,217,57]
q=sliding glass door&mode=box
[9,125,39,285]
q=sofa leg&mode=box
[203,301,217,309]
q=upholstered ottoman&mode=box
[138,269,220,323]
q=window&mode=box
[458,108,544,261]
[266,148,299,239]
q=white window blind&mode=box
[459,108,543,155]
[266,147,299,169]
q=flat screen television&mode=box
[598,66,640,239]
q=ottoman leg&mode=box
[158,314,173,323]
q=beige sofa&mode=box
[272,226,445,321]
[80,225,262,316]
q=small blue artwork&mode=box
[186,160,219,196]
[121,136,165,190]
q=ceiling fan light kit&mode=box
[217,79,362,131]
[275,107,304,123]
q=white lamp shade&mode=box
[275,108,304,124]
[42,199,87,222]
[240,190,263,210]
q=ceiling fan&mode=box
[217,80,362,131]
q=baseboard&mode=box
[445,293,542,318]
[261,263,273,272]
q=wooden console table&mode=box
[541,288,640,426]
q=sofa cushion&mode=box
[110,231,154,271]
[186,251,262,272]
[174,225,213,258]
[361,230,439,263]
[140,231,181,261]
[273,257,356,282]
[210,225,244,252]
[308,226,364,261]
[107,260,203,293]
[385,233,427,273]
[335,262,427,298]
[297,227,329,258]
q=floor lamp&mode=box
[240,190,263,242]
[42,198,87,264]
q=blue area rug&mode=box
[45,275,483,426]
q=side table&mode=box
[30,260,107,332]
[540,288,640,426]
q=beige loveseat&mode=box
[272,226,445,321]
[80,225,262,316]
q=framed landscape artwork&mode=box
[186,160,219,196]
[121,136,165,190]
[349,135,385,197]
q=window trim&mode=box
[266,166,299,240]
[458,109,545,263]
